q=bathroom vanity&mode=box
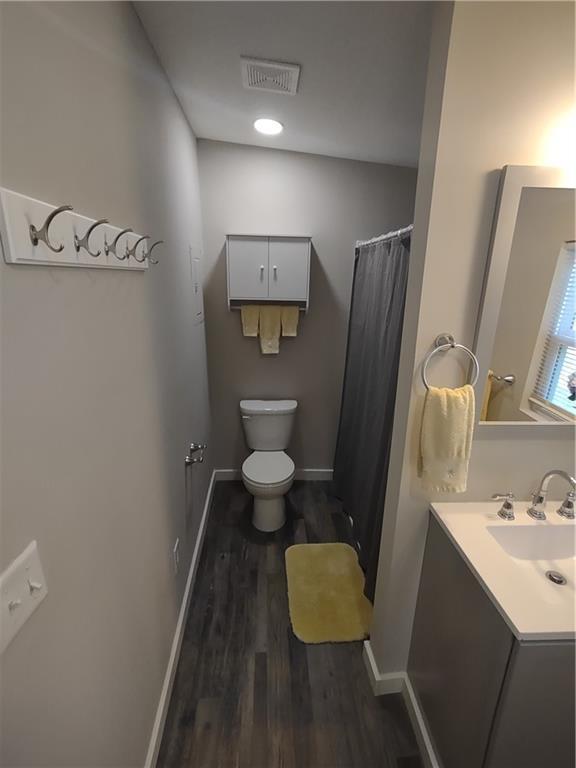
[409,502,575,768]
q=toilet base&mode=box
[252,495,286,532]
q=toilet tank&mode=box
[240,399,297,451]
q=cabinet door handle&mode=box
[260,265,264,279]
[273,265,278,278]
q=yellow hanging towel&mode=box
[281,306,300,337]
[480,370,494,421]
[419,385,475,493]
[240,305,260,337]
[259,306,282,354]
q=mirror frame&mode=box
[474,164,574,434]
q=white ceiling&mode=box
[136,2,433,167]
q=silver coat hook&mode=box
[104,228,133,260]
[130,235,150,263]
[29,205,73,253]
[74,218,108,257]
[147,240,164,265]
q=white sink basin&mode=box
[431,501,575,641]
[487,524,575,561]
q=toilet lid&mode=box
[242,451,295,485]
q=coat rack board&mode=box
[0,188,161,271]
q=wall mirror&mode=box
[475,166,575,426]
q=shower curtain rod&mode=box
[356,224,413,248]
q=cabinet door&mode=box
[268,237,309,300]
[408,515,514,768]
[486,641,575,768]
[227,236,269,299]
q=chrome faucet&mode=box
[558,490,576,519]
[528,470,576,521]
[492,493,515,521]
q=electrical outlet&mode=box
[172,538,180,575]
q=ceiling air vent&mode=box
[241,57,300,96]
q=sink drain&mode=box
[546,570,567,586]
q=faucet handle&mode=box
[492,493,515,520]
[528,490,547,520]
[557,490,575,520]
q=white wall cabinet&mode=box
[227,235,310,309]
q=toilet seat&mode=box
[242,451,295,486]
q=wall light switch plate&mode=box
[0,541,48,654]
[189,244,205,325]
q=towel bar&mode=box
[422,334,480,390]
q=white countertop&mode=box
[431,501,575,641]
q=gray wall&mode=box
[198,139,417,469]
[0,3,211,766]
[370,0,575,678]
[488,187,575,421]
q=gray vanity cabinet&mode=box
[485,640,575,768]
[408,515,513,768]
[409,513,575,768]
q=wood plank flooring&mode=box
[158,481,422,768]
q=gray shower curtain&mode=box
[333,233,410,602]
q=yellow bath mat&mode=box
[285,543,372,643]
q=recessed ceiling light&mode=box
[254,118,283,136]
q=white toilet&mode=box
[240,399,297,532]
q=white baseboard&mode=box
[214,467,333,482]
[213,468,240,481]
[402,674,441,768]
[144,469,216,768]
[362,641,441,768]
[362,640,404,694]
[294,468,333,480]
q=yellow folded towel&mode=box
[281,305,300,337]
[480,370,493,421]
[420,385,475,493]
[240,305,260,337]
[259,306,282,354]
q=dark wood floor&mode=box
[158,481,422,768]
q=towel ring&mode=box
[421,334,480,390]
